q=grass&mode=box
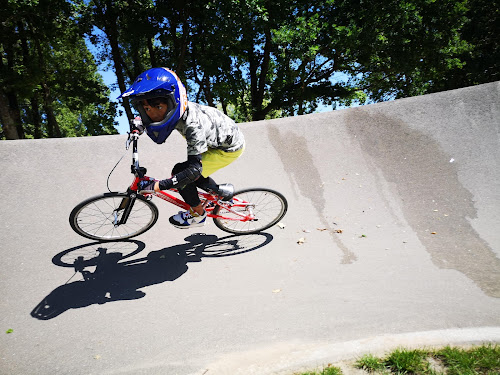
[296,344,499,375]
[385,348,431,373]
[299,365,343,375]
[355,353,388,373]
[438,345,500,375]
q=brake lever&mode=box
[126,132,132,150]
[126,131,140,150]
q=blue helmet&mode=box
[119,68,188,144]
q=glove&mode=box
[138,179,157,192]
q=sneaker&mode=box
[169,208,207,229]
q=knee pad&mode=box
[172,161,189,175]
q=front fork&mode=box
[115,189,137,226]
[115,164,152,226]
[113,191,137,227]
[115,133,150,226]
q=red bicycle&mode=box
[69,132,288,241]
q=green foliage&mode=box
[334,0,474,101]
[1,0,118,139]
[427,0,500,92]
[2,0,498,139]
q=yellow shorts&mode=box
[201,147,244,178]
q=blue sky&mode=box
[99,69,131,134]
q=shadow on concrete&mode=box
[31,233,273,320]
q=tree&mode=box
[4,0,495,139]
[84,0,135,123]
[428,0,500,92]
[332,0,473,100]
[86,0,494,124]
[0,0,118,140]
[180,0,359,121]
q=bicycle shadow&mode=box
[31,232,273,320]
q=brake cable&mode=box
[106,133,132,193]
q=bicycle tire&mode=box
[69,192,159,241]
[213,188,288,234]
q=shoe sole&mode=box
[169,217,206,229]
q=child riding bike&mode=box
[118,67,245,229]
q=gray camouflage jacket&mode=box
[175,102,245,156]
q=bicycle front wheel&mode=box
[69,192,159,241]
[213,188,288,234]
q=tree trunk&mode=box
[106,24,134,123]
[28,21,61,138]
[203,74,215,107]
[220,95,228,116]
[3,29,25,138]
[132,47,143,79]
[0,89,20,139]
[147,37,157,67]
[6,92,25,139]
[92,0,134,127]
[252,29,271,121]
[248,47,258,117]
[257,28,272,106]
[31,95,42,139]
[42,83,61,138]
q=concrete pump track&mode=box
[1,81,499,374]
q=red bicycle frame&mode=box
[125,130,255,223]
[130,176,255,222]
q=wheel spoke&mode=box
[213,189,287,234]
[70,194,158,240]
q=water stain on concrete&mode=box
[268,125,357,264]
[345,109,500,297]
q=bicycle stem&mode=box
[131,132,140,172]
[127,132,147,178]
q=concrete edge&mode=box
[196,327,500,375]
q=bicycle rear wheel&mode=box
[69,192,158,241]
[213,188,287,234]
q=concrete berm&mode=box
[0,81,499,374]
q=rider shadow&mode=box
[31,232,273,320]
